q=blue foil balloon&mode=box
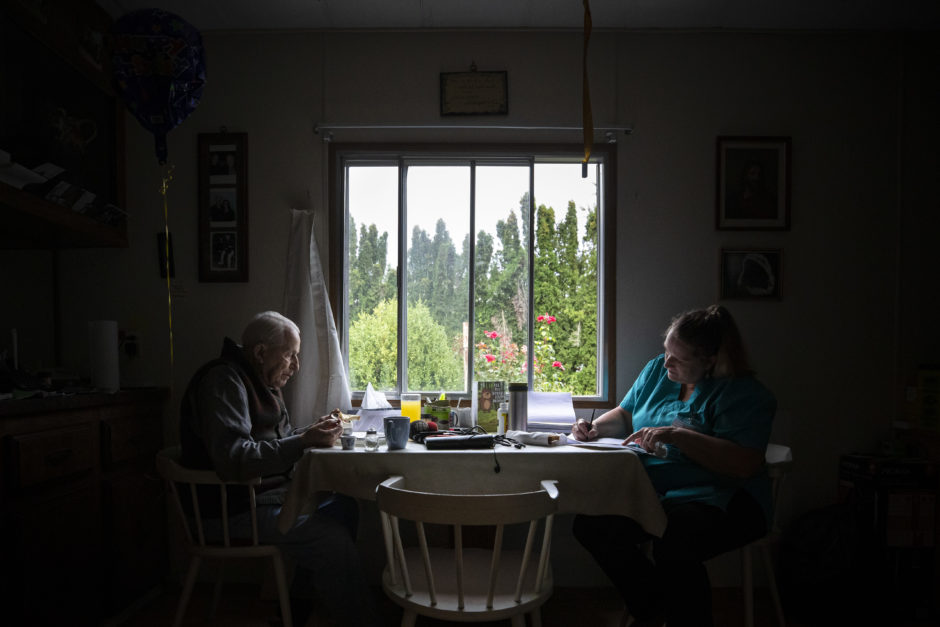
[111,9,206,164]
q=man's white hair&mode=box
[241,311,299,349]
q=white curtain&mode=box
[282,209,351,428]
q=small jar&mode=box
[364,428,379,451]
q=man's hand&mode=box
[300,415,342,448]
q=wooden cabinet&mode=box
[0,388,168,625]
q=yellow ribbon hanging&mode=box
[582,0,594,178]
[160,166,175,369]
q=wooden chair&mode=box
[376,475,559,627]
[622,443,794,627]
[740,442,792,627]
[155,446,293,627]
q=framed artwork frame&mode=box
[720,248,782,300]
[440,70,508,116]
[716,136,790,230]
[198,133,248,282]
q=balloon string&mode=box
[161,165,175,370]
[582,0,593,178]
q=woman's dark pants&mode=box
[573,490,766,627]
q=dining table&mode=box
[277,437,666,536]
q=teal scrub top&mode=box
[621,355,776,527]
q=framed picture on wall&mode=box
[440,70,508,115]
[198,133,248,282]
[716,136,790,230]
[719,248,782,300]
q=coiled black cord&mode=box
[412,424,523,473]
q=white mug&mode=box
[451,407,475,428]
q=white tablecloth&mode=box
[277,441,666,537]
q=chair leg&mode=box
[173,555,202,627]
[272,551,293,627]
[620,608,631,627]
[741,545,754,627]
[510,614,526,627]
[400,608,417,627]
[530,606,543,627]
[208,561,225,621]
[759,543,786,627]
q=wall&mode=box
[4,26,938,584]
[0,250,55,373]
[900,36,940,371]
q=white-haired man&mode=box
[180,311,379,626]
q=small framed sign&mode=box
[440,70,508,116]
[198,132,248,282]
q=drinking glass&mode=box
[400,393,422,422]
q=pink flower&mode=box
[485,331,500,339]
[552,361,564,369]
[546,315,556,323]
[484,354,496,362]
[536,315,545,322]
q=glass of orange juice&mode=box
[400,393,422,422]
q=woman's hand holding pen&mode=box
[573,407,633,441]
[571,418,597,441]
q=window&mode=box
[329,144,615,405]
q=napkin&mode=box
[362,382,393,409]
[506,430,570,447]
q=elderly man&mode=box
[180,311,379,627]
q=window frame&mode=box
[328,142,616,409]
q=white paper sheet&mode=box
[567,437,648,452]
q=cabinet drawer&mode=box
[6,424,98,489]
[101,409,162,467]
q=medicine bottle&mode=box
[496,402,509,435]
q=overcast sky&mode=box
[348,163,600,266]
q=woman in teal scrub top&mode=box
[571,305,775,627]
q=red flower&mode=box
[485,331,500,339]
[536,315,545,322]
[484,354,496,362]
[546,315,556,323]
[552,361,563,369]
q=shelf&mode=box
[0,182,126,249]
[0,387,169,419]
[2,0,115,96]
[1,0,127,250]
